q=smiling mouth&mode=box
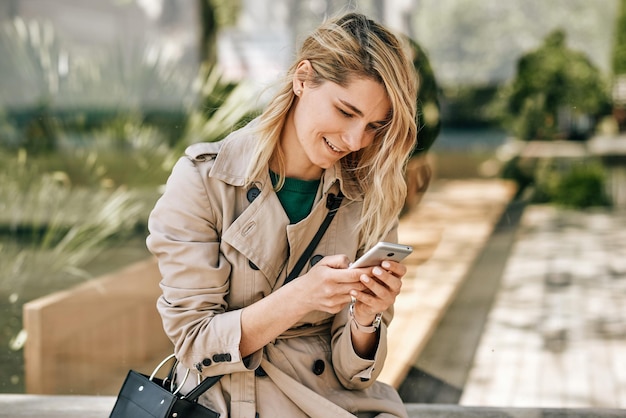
[324,137,343,153]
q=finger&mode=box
[358,273,391,302]
[350,287,385,316]
[360,267,402,299]
[380,260,407,278]
[372,266,403,294]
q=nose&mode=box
[343,124,368,152]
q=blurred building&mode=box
[0,0,618,106]
[0,0,200,66]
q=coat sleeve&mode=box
[146,156,262,377]
[329,226,399,390]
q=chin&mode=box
[317,159,339,170]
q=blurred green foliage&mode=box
[533,160,611,208]
[502,155,611,208]
[406,37,441,156]
[499,29,610,141]
[613,0,626,75]
[442,85,501,128]
[550,163,611,208]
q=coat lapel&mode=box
[222,178,290,287]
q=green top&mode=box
[270,171,320,224]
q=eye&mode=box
[337,107,353,118]
[367,122,385,132]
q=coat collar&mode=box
[207,122,363,201]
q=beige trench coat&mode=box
[146,123,408,418]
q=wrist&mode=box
[349,302,382,333]
[280,280,313,318]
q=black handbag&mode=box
[109,354,222,418]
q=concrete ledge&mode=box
[0,395,115,418]
[381,179,517,387]
[405,403,626,417]
[0,395,623,417]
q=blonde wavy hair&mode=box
[246,12,418,251]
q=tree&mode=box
[612,0,626,131]
[503,29,609,140]
[613,0,626,75]
[406,37,441,155]
[198,0,241,65]
[410,0,616,86]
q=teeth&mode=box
[324,138,341,153]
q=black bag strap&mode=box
[182,190,344,401]
[285,191,344,284]
[184,373,224,401]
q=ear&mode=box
[292,60,312,96]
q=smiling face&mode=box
[276,60,391,180]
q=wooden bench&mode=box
[22,178,515,395]
[23,258,171,395]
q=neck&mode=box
[274,110,324,181]
[270,154,324,181]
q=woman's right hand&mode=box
[293,255,367,314]
[240,255,366,356]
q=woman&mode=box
[147,12,417,418]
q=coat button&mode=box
[249,260,259,270]
[202,358,212,367]
[212,353,232,363]
[312,359,325,376]
[310,254,324,267]
[246,187,261,202]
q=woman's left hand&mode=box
[350,260,406,326]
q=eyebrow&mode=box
[339,99,388,126]
[339,99,364,117]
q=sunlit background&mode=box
[0,0,624,412]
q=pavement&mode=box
[460,205,626,409]
[385,177,626,411]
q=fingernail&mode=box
[360,275,370,283]
[381,261,391,269]
[373,267,383,275]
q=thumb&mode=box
[317,254,351,269]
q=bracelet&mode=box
[349,302,382,333]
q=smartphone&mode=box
[349,242,413,269]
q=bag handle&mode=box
[183,374,224,401]
[149,353,190,395]
[149,353,223,401]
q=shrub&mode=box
[503,156,612,208]
[498,29,610,140]
[549,162,611,208]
